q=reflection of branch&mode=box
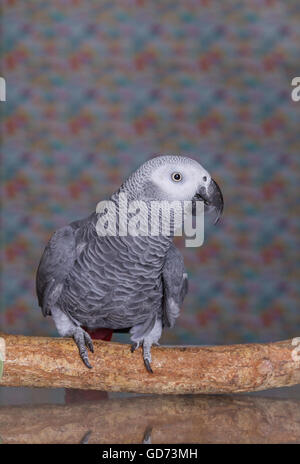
[0,333,300,394]
[0,395,300,444]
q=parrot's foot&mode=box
[73,327,94,369]
[130,342,153,373]
[130,317,162,374]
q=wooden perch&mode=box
[1,395,300,444]
[0,333,300,394]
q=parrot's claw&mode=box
[73,327,93,369]
[143,342,154,373]
[130,342,139,353]
[144,358,153,374]
[84,332,94,353]
[80,351,92,369]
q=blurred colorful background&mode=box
[1,0,299,345]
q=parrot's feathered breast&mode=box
[57,214,172,330]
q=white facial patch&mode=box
[150,161,210,201]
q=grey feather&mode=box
[56,213,172,331]
[36,225,77,316]
[162,243,188,328]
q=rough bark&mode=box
[0,333,300,394]
[0,395,300,444]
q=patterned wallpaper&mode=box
[1,0,299,345]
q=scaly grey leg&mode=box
[52,306,94,369]
[73,327,94,369]
[130,317,162,374]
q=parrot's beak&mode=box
[194,178,224,224]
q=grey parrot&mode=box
[36,155,223,373]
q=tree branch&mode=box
[0,333,299,394]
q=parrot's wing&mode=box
[36,225,77,316]
[162,244,188,328]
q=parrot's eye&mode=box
[171,172,182,182]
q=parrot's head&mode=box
[118,155,224,224]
